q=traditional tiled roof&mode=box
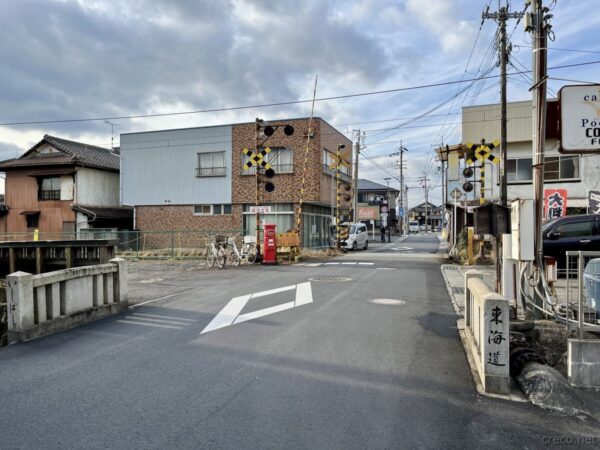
[0,135,119,172]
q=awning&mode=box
[72,205,133,220]
[27,168,76,177]
[20,211,40,216]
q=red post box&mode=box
[262,223,277,264]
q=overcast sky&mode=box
[1,0,599,204]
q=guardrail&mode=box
[464,270,510,395]
[5,258,127,343]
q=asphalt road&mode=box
[1,234,599,449]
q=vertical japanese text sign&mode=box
[544,188,568,220]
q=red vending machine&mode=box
[262,224,277,264]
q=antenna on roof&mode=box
[104,120,118,150]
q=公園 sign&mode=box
[559,84,600,154]
[544,188,568,220]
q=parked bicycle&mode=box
[227,235,257,265]
[205,236,227,269]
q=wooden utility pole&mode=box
[483,3,524,292]
[352,130,361,222]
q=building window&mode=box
[544,156,579,180]
[197,151,226,177]
[243,148,293,174]
[193,204,232,215]
[39,177,61,200]
[507,156,580,183]
[322,149,351,181]
[25,213,40,228]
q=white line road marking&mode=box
[251,285,295,299]
[304,263,322,267]
[132,313,196,322]
[341,262,357,265]
[324,262,340,265]
[358,262,375,265]
[124,316,191,326]
[200,282,314,335]
[234,301,295,324]
[201,295,251,334]
[295,282,313,306]
[130,288,197,308]
[116,320,183,330]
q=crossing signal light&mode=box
[264,167,276,192]
[463,182,474,193]
[263,125,275,137]
[283,125,294,136]
[463,167,474,178]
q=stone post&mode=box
[464,270,483,327]
[110,258,128,305]
[482,292,510,395]
[6,271,34,336]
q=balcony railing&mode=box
[322,165,352,183]
[39,190,61,201]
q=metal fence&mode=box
[565,251,600,337]
[0,229,248,260]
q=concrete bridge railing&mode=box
[6,258,127,343]
[464,270,510,395]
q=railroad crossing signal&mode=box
[465,140,500,205]
[465,140,501,165]
[243,147,272,170]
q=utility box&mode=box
[584,258,600,317]
[262,224,278,265]
[511,199,534,261]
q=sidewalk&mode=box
[441,264,495,315]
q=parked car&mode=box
[409,221,419,233]
[543,214,600,272]
[340,222,368,250]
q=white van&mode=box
[409,221,419,234]
[341,222,368,250]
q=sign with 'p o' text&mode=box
[559,84,600,154]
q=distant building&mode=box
[356,179,399,229]
[409,202,443,230]
[0,135,132,234]
[120,118,352,248]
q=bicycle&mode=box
[228,235,257,265]
[205,236,227,269]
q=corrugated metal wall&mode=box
[120,126,232,205]
[462,101,532,144]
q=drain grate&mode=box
[369,298,406,306]
[309,276,352,282]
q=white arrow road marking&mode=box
[201,282,313,334]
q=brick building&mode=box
[120,118,352,247]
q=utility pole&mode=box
[530,0,551,316]
[483,3,524,206]
[483,3,524,292]
[419,174,430,232]
[352,130,362,223]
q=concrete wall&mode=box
[568,339,600,388]
[5,258,128,343]
[76,168,120,206]
[464,270,510,395]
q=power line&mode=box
[514,44,600,54]
[2,60,599,127]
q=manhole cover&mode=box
[369,298,406,306]
[309,276,352,282]
[138,278,164,284]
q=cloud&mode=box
[405,0,477,53]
